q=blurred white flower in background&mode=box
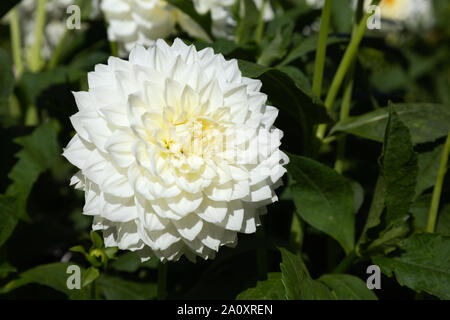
[305,0,324,9]
[63,39,288,262]
[101,0,180,57]
[193,0,237,39]
[16,0,100,61]
[304,0,434,31]
[193,0,274,39]
[364,0,434,30]
[101,0,275,56]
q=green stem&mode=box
[426,132,450,232]
[317,11,371,139]
[9,8,23,77]
[334,51,356,173]
[109,41,118,57]
[157,262,168,300]
[25,105,39,126]
[255,0,266,44]
[355,0,365,24]
[28,0,47,72]
[312,0,333,99]
[325,13,369,109]
[332,250,358,274]
[8,94,22,119]
[48,29,70,69]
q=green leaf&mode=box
[357,176,386,252]
[235,0,260,44]
[6,121,61,219]
[373,233,450,300]
[280,35,347,67]
[90,231,104,249]
[415,145,445,198]
[97,275,157,300]
[365,215,411,256]
[0,195,18,247]
[238,60,331,155]
[70,245,88,256]
[358,107,417,255]
[166,0,212,40]
[0,263,89,299]
[194,39,242,56]
[110,252,141,273]
[370,65,410,92]
[236,273,286,300]
[69,51,109,71]
[237,61,329,124]
[287,154,355,253]
[110,251,158,272]
[18,67,86,106]
[330,0,353,33]
[381,104,418,223]
[0,262,17,279]
[331,103,450,145]
[319,274,378,300]
[276,65,312,96]
[257,19,294,66]
[279,248,335,300]
[81,267,99,288]
[76,0,96,21]
[104,247,118,259]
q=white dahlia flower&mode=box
[63,39,288,262]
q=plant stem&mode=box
[312,0,333,99]
[317,11,371,139]
[48,29,70,69]
[109,41,118,57]
[28,0,47,72]
[426,132,450,232]
[324,12,369,110]
[334,6,359,173]
[355,0,365,24]
[9,8,23,77]
[334,62,355,174]
[8,94,22,119]
[157,262,168,300]
[332,250,358,274]
[25,105,39,126]
[255,0,266,44]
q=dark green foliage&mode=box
[0,0,448,301]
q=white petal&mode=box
[62,134,93,169]
[104,128,136,168]
[100,193,137,222]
